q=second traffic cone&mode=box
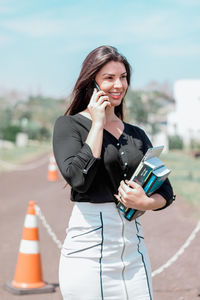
[5,201,55,295]
[47,154,58,181]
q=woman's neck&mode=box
[104,106,118,123]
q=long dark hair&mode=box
[65,45,132,120]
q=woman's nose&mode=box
[114,79,122,88]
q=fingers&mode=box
[114,193,127,207]
[89,89,100,104]
[114,194,121,202]
[97,95,109,105]
[118,181,127,196]
[117,180,129,204]
[125,180,140,189]
[91,88,97,98]
[115,191,128,208]
[90,89,110,110]
[115,180,148,211]
[118,179,139,199]
[97,94,111,109]
[118,187,125,200]
[90,89,110,107]
[91,89,105,102]
[87,89,111,125]
[119,180,130,192]
[89,88,98,103]
[101,99,111,109]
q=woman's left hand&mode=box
[115,180,151,211]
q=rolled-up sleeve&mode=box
[153,178,176,210]
[53,116,101,193]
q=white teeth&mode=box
[111,93,121,95]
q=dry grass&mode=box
[161,150,200,206]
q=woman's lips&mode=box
[109,92,122,99]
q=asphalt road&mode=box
[0,153,200,300]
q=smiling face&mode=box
[95,61,128,107]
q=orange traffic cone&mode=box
[5,201,55,295]
[47,154,58,181]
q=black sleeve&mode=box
[53,116,101,193]
[139,128,175,210]
[153,178,176,210]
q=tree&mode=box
[126,89,170,137]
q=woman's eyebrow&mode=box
[102,73,115,76]
[102,72,127,76]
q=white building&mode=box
[168,80,200,145]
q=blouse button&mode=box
[121,151,124,155]
[124,173,127,177]
[124,162,128,166]
[117,143,120,146]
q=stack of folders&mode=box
[117,146,171,221]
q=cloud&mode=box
[3,17,67,37]
[0,2,15,14]
[2,11,101,39]
[0,4,174,40]
[150,43,200,57]
[173,0,200,6]
[0,34,12,46]
[1,1,199,51]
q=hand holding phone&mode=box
[87,81,110,125]
[93,80,111,108]
[94,81,101,92]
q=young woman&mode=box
[53,45,175,300]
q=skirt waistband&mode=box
[74,202,118,215]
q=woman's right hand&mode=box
[87,88,111,127]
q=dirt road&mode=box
[0,154,199,300]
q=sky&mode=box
[0,0,200,97]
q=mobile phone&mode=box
[94,81,101,92]
[94,80,109,108]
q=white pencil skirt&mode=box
[59,202,153,300]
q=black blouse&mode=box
[53,114,174,210]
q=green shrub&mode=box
[190,138,200,150]
[168,135,183,150]
[2,125,22,142]
[38,126,51,141]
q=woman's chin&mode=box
[109,99,122,107]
